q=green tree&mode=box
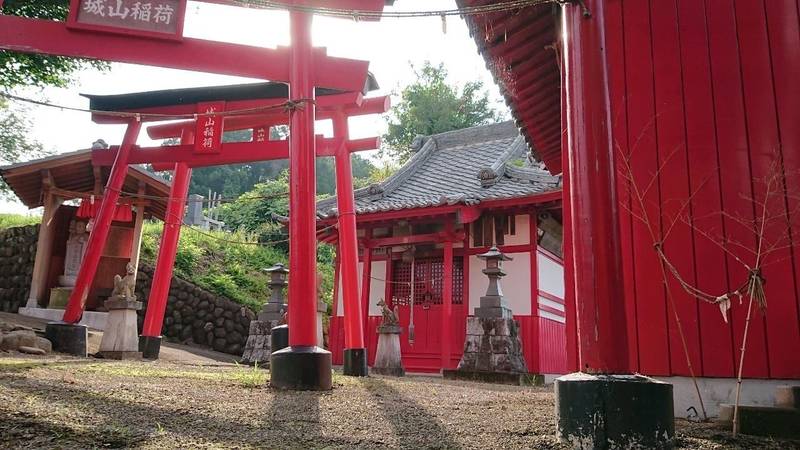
[0,100,50,197]
[1,0,108,90]
[383,61,502,163]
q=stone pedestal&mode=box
[48,287,73,309]
[444,317,529,385]
[372,324,404,377]
[98,296,143,360]
[240,319,282,366]
[555,373,675,449]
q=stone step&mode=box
[718,403,800,439]
[775,385,800,410]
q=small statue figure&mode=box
[112,262,137,300]
[377,298,399,326]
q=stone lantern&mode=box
[241,263,288,366]
[475,247,513,319]
[445,247,530,384]
[258,263,288,322]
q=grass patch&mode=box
[0,213,40,229]
[73,362,269,387]
[0,358,50,372]
[232,361,268,388]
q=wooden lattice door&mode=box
[390,256,463,371]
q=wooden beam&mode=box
[0,15,369,92]
[26,174,63,309]
[93,136,379,169]
[145,95,390,139]
[362,230,466,248]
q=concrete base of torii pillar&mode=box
[555,374,675,448]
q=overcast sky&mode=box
[2,0,506,214]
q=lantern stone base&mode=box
[138,335,162,359]
[45,322,88,357]
[343,348,369,376]
[371,324,404,377]
[555,373,675,449]
[270,345,332,391]
[241,319,282,367]
[454,317,528,377]
[98,297,142,360]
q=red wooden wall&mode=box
[605,0,800,379]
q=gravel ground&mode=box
[0,355,797,449]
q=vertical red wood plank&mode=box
[623,0,670,375]
[706,0,756,377]
[441,239,453,370]
[764,0,800,378]
[736,0,797,378]
[650,0,700,376]
[605,0,640,373]
[677,0,732,377]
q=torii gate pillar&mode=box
[270,10,332,391]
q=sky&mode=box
[2,0,507,214]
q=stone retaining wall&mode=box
[134,266,255,356]
[0,225,37,313]
[0,225,255,357]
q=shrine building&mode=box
[0,149,170,329]
[318,121,567,375]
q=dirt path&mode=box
[1,356,797,449]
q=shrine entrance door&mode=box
[390,256,465,372]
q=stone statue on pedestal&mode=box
[372,298,405,377]
[112,262,137,300]
[98,262,143,360]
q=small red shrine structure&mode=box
[0,149,170,327]
[318,122,567,374]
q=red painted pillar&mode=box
[62,120,141,323]
[441,237,454,370]
[140,131,194,350]
[287,10,318,347]
[332,113,366,353]
[563,0,629,373]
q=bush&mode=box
[0,213,40,229]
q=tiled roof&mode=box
[317,122,561,219]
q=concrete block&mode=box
[718,403,800,439]
[775,385,800,410]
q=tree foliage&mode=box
[0,100,51,197]
[383,61,502,163]
[0,0,108,90]
[187,128,376,199]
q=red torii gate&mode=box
[0,0,391,390]
[85,84,388,375]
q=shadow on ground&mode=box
[361,377,461,449]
